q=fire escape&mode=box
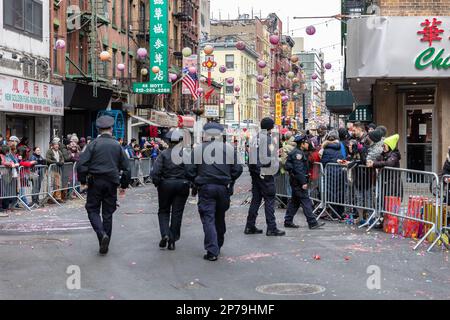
[65,0,109,97]
[173,0,199,113]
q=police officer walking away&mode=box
[186,122,243,261]
[284,134,325,229]
[151,128,190,251]
[77,116,131,255]
[245,117,285,236]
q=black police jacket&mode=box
[76,134,131,188]
[248,132,279,177]
[150,146,187,186]
[285,147,309,186]
[186,140,243,186]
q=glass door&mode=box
[406,108,433,172]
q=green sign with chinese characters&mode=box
[133,0,172,94]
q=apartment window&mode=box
[225,104,234,121]
[112,0,116,25]
[139,1,146,33]
[225,55,234,70]
[53,34,59,74]
[121,0,125,30]
[4,0,43,39]
[128,0,133,32]
[226,85,234,95]
[112,49,117,78]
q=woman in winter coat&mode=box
[367,134,402,227]
[320,130,345,218]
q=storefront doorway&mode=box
[5,115,35,148]
[406,108,433,172]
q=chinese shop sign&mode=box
[415,18,450,70]
[133,0,172,94]
[275,94,282,126]
[0,75,63,116]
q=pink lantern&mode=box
[197,88,204,94]
[188,66,197,74]
[169,73,178,81]
[200,76,207,83]
[235,41,246,50]
[311,73,318,80]
[219,66,227,73]
[269,34,280,45]
[306,25,316,36]
[257,75,265,82]
[282,95,289,103]
[55,39,66,49]
[137,48,148,59]
[226,78,234,85]
[258,60,267,68]
[117,63,125,71]
[263,94,270,99]
[220,98,225,103]
[280,90,286,96]
[234,85,241,93]
[325,63,332,70]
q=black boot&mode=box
[244,226,263,234]
[99,234,110,255]
[159,236,169,248]
[309,221,326,230]
[203,252,218,261]
[284,222,300,228]
[266,229,286,236]
[168,240,176,251]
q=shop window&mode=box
[225,55,234,70]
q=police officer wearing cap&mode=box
[245,117,285,236]
[284,134,325,229]
[186,122,243,261]
[151,128,190,251]
[77,115,131,255]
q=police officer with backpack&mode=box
[77,116,131,255]
[151,128,190,251]
[284,134,325,230]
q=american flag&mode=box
[182,67,199,101]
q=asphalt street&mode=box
[0,170,449,300]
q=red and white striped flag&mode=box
[182,73,199,101]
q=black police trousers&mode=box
[246,175,277,231]
[85,177,118,243]
[198,184,230,257]
[284,185,317,226]
[157,179,190,242]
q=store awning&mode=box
[64,81,112,110]
[326,90,355,115]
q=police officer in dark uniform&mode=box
[245,117,285,236]
[186,122,243,261]
[284,134,325,229]
[151,128,190,251]
[77,116,131,255]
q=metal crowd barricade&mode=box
[274,173,291,207]
[140,158,152,183]
[309,162,325,215]
[0,166,24,209]
[318,163,378,222]
[129,159,144,187]
[428,174,450,251]
[48,162,80,205]
[377,167,438,251]
[18,165,54,210]
[72,162,85,200]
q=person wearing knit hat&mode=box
[376,126,387,138]
[367,123,377,133]
[368,129,383,144]
[260,117,275,131]
[366,134,402,230]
